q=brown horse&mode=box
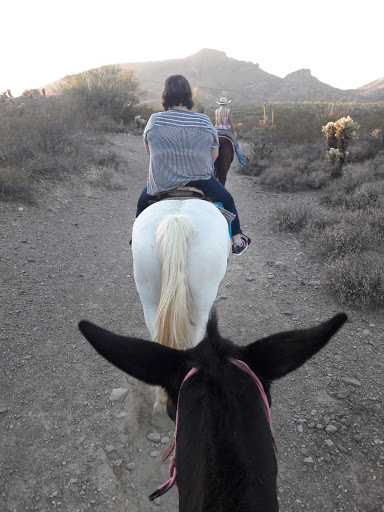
[214,135,234,187]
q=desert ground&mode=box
[1,133,383,512]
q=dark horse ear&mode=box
[242,313,347,381]
[78,320,188,391]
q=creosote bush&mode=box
[324,252,384,306]
[269,202,313,232]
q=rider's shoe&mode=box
[232,237,248,256]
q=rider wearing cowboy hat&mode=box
[215,97,248,166]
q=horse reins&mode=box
[149,360,277,502]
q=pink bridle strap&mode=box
[149,367,199,502]
[231,359,278,453]
[148,361,278,502]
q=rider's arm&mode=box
[228,112,236,132]
[211,147,219,163]
[144,141,150,155]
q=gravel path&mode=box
[1,133,383,512]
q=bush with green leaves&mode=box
[57,65,140,122]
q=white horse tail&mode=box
[155,214,195,350]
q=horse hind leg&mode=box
[152,387,170,427]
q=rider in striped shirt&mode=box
[136,75,248,255]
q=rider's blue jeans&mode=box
[217,129,247,165]
[136,177,242,236]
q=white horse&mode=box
[132,198,230,415]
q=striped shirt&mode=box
[215,107,231,130]
[143,109,219,195]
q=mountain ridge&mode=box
[47,49,384,104]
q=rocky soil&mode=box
[1,133,383,512]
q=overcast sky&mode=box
[2,0,382,97]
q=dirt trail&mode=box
[1,133,383,512]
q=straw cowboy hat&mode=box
[216,97,231,104]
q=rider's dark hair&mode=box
[161,75,194,111]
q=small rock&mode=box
[113,459,123,466]
[150,451,161,458]
[341,377,361,387]
[325,439,334,448]
[105,445,115,453]
[0,408,8,414]
[299,448,308,455]
[275,261,287,271]
[117,412,127,418]
[126,462,136,470]
[308,280,321,286]
[161,436,170,444]
[147,432,161,442]
[325,425,338,435]
[109,388,128,401]
[336,388,351,399]
[353,405,364,415]
[303,456,314,465]
[297,425,303,433]
[246,277,255,282]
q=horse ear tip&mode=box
[207,308,219,334]
[78,319,91,335]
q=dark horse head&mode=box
[214,136,234,187]
[78,310,347,512]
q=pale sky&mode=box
[2,0,382,97]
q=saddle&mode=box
[149,186,236,223]
[218,134,235,153]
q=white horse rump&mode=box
[132,199,230,351]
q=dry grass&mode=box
[0,98,127,202]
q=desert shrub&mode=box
[342,181,384,210]
[0,167,36,203]
[0,97,127,201]
[321,162,377,207]
[269,202,312,231]
[324,251,384,306]
[122,103,154,126]
[258,160,332,191]
[350,137,382,162]
[56,65,140,123]
[303,208,338,234]
[315,208,383,260]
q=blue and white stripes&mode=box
[143,109,219,195]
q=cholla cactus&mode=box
[134,115,147,130]
[334,116,359,142]
[322,116,359,177]
[322,122,337,150]
[326,148,349,165]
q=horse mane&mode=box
[155,214,195,350]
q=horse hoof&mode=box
[151,402,170,427]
